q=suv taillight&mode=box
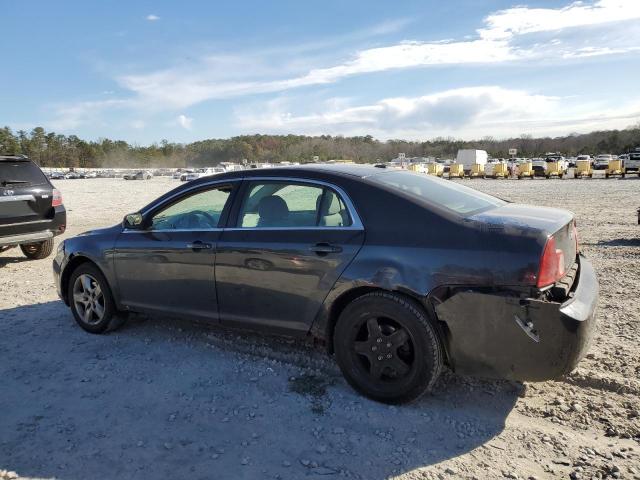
[536,235,566,288]
[52,188,63,207]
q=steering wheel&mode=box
[183,210,217,229]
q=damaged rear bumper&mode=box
[435,255,598,381]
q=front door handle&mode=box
[309,243,342,254]
[187,241,212,250]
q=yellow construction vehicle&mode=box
[575,159,593,178]
[546,160,565,179]
[427,163,444,177]
[448,163,464,179]
[408,163,427,174]
[517,161,534,179]
[492,162,509,179]
[468,164,486,179]
[605,159,625,178]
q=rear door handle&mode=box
[187,241,212,250]
[309,243,342,254]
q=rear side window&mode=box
[237,181,352,228]
[0,161,48,186]
[369,171,505,216]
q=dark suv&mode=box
[0,155,66,259]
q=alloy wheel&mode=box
[72,274,105,325]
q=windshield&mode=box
[368,170,505,216]
[0,160,48,186]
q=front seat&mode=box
[257,195,289,227]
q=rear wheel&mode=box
[68,263,124,334]
[20,239,54,259]
[334,292,443,404]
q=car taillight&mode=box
[536,235,566,288]
[52,188,63,207]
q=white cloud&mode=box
[234,86,640,140]
[114,0,640,109]
[479,0,640,40]
[177,114,193,129]
[146,14,160,21]
[49,99,131,130]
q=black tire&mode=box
[333,292,443,404]
[20,238,54,259]
[68,263,124,334]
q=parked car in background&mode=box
[594,154,613,170]
[179,169,195,181]
[49,171,65,180]
[53,165,597,404]
[199,167,226,178]
[1,155,66,259]
[182,170,201,182]
[624,148,640,176]
[576,155,592,164]
[123,171,152,180]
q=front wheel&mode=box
[20,239,54,259]
[68,263,124,334]
[334,292,443,404]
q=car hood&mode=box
[466,204,574,237]
[77,224,122,237]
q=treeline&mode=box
[1,125,639,168]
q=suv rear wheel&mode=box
[20,239,54,259]
[334,292,443,404]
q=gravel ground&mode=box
[1,176,639,480]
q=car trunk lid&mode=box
[467,204,578,288]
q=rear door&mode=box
[0,159,54,237]
[215,178,365,334]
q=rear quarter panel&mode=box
[310,179,544,340]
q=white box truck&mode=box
[456,150,488,175]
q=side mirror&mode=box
[123,212,144,229]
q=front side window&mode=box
[151,185,232,230]
[237,181,352,228]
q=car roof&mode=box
[0,155,30,162]
[189,163,391,184]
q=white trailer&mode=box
[456,150,488,173]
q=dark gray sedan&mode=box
[53,165,598,403]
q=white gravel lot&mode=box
[1,176,639,480]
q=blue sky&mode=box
[2,0,640,144]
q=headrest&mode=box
[257,195,289,222]
[317,192,341,216]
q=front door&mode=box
[113,183,235,321]
[215,180,364,334]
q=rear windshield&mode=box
[368,170,505,216]
[0,160,48,186]
[629,153,640,160]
